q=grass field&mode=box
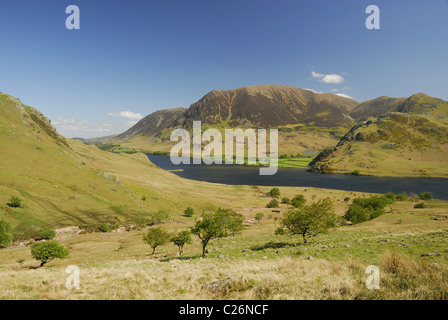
[1,190,447,300]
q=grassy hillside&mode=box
[310,94,448,177]
[0,94,270,238]
[1,187,447,299]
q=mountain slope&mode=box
[0,94,262,238]
[111,85,359,156]
[309,94,448,177]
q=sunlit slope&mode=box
[0,94,261,236]
[309,94,448,177]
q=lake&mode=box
[146,154,448,200]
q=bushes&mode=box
[291,195,306,208]
[281,197,291,204]
[0,220,14,248]
[255,213,264,223]
[414,202,426,209]
[344,194,394,224]
[352,170,360,176]
[385,192,395,201]
[7,196,22,208]
[183,207,195,217]
[266,199,279,208]
[268,188,280,198]
[99,223,109,232]
[36,229,56,240]
[395,193,407,201]
[148,210,171,225]
[419,192,433,200]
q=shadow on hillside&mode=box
[250,241,299,251]
[159,254,203,262]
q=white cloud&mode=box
[311,71,325,79]
[311,71,345,84]
[107,111,143,120]
[335,93,354,99]
[52,117,138,139]
[321,74,344,84]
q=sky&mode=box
[0,0,447,138]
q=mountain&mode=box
[309,94,448,176]
[116,107,186,140]
[350,96,407,121]
[349,93,448,122]
[0,93,246,237]
[111,85,359,155]
[181,85,358,128]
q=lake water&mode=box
[146,154,448,200]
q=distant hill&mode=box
[111,85,359,156]
[309,94,448,177]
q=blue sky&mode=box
[0,0,447,138]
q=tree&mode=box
[7,196,22,208]
[276,198,337,244]
[170,230,192,255]
[191,210,244,257]
[143,227,170,254]
[255,213,264,223]
[0,220,14,248]
[183,207,195,217]
[31,241,69,267]
[268,188,281,198]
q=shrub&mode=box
[291,195,306,208]
[36,229,56,240]
[414,202,426,209]
[419,192,433,200]
[170,230,192,255]
[135,217,148,228]
[266,199,279,208]
[99,223,109,232]
[7,196,22,208]
[281,197,291,204]
[143,227,171,254]
[183,207,195,217]
[396,193,407,201]
[148,210,171,225]
[344,203,371,224]
[255,212,264,223]
[268,188,281,198]
[352,170,360,176]
[31,241,69,267]
[343,195,393,224]
[343,197,351,203]
[385,192,396,201]
[0,220,14,248]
